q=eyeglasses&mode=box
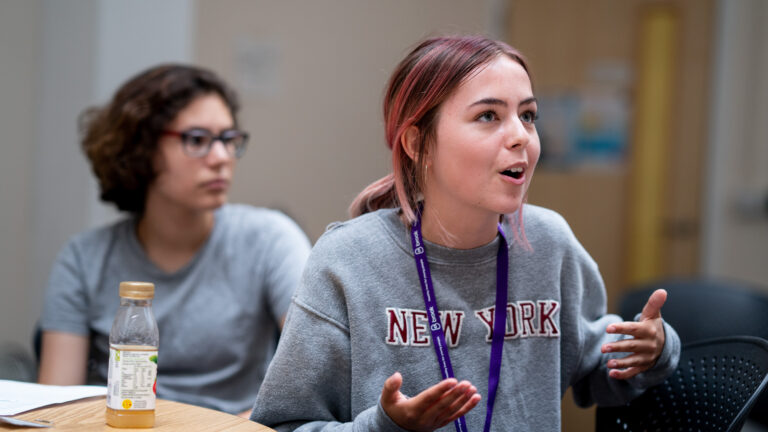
[162,128,249,159]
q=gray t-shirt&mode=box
[41,204,311,414]
[251,205,680,431]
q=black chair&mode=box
[33,323,42,363]
[615,277,768,427]
[617,278,768,343]
[596,336,768,432]
[0,342,36,382]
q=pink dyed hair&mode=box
[349,35,533,246]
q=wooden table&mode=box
[1,397,274,431]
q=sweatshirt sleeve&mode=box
[250,251,407,432]
[564,244,681,408]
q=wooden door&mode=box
[505,1,714,430]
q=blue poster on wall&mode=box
[536,61,631,169]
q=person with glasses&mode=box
[37,64,311,417]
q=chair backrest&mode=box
[618,278,768,343]
[617,278,768,427]
[596,336,768,432]
[0,342,37,382]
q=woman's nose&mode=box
[206,139,233,163]
[504,117,529,150]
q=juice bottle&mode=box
[106,281,159,428]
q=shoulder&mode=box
[302,208,405,280]
[294,210,403,323]
[521,204,577,245]
[518,204,597,266]
[214,204,311,265]
[48,218,132,293]
[61,217,131,257]
[313,208,402,254]
[218,203,295,227]
[217,203,307,239]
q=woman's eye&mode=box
[187,134,211,148]
[220,131,240,145]
[477,111,497,122]
[520,110,538,124]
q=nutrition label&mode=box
[107,346,158,410]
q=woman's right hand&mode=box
[380,372,481,431]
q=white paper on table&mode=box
[0,380,107,416]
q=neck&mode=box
[419,202,499,250]
[136,196,216,272]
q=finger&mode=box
[640,289,667,321]
[427,382,473,421]
[602,338,655,355]
[411,378,458,408]
[381,372,403,405]
[444,384,477,413]
[606,353,655,370]
[606,322,645,337]
[421,381,470,423]
[609,366,647,380]
[443,393,482,425]
[441,384,478,420]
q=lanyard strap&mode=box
[485,222,508,432]
[409,212,508,432]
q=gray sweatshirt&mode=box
[251,205,680,431]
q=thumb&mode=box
[640,289,667,321]
[381,372,403,405]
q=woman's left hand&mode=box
[601,289,668,380]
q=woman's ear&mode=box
[400,125,420,162]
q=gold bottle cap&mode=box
[119,281,155,299]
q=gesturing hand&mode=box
[380,372,481,431]
[602,289,668,380]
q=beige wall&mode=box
[0,0,193,352]
[0,0,40,348]
[0,0,495,352]
[507,1,717,431]
[194,0,494,241]
[704,0,768,287]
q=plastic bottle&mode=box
[106,281,159,428]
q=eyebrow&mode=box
[468,96,538,108]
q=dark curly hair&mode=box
[80,64,240,214]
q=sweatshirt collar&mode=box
[377,208,510,266]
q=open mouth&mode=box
[501,167,524,180]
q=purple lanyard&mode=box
[409,211,509,432]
